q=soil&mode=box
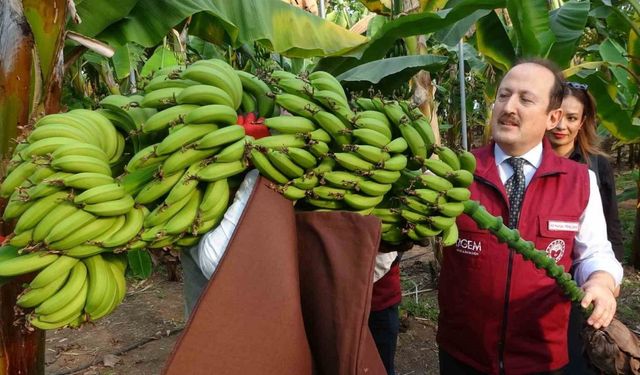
[43,245,639,375]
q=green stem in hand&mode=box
[462,200,591,314]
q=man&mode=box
[437,59,623,375]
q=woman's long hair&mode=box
[564,85,607,162]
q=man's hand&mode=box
[580,271,617,329]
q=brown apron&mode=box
[163,177,386,375]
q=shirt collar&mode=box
[494,142,544,169]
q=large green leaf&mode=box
[316,0,506,75]
[630,29,640,77]
[111,43,146,80]
[582,73,639,142]
[506,0,555,57]
[127,249,153,279]
[599,39,633,95]
[336,54,448,93]
[475,11,515,72]
[69,0,141,37]
[140,46,180,77]
[433,9,492,47]
[98,0,367,58]
[547,1,590,68]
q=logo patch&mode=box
[545,239,565,261]
[456,238,482,256]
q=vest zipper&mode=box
[474,175,516,374]
[498,249,514,375]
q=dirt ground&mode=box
[43,244,639,375]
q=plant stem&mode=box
[462,200,592,315]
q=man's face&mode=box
[490,63,562,156]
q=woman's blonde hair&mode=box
[564,83,607,161]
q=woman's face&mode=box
[547,95,584,149]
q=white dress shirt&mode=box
[494,143,623,286]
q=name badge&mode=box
[548,220,579,231]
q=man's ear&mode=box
[547,108,563,131]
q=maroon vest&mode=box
[437,141,590,374]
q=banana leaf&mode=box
[336,54,448,93]
[433,9,492,47]
[140,46,180,77]
[127,249,153,279]
[97,0,368,58]
[111,43,147,80]
[316,0,505,75]
[547,1,590,69]
[506,0,555,57]
[474,11,515,73]
[357,0,392,15]
[629,29,640,78]
[68,0,141,38]
[599,39,635,96]
[581,73,639,142]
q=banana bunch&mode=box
[5,250,128,330]
[378,146,477,246]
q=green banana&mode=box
[291,174,319,190]
[401,196,434,215]
[357,179,391,196]
[253,134,306,149]
[83,195,135,217]
[164,164,201,205]
[364,169,401,184]
[185,60,242,109]
[286,147,317,169]
[0,251,59,277]
[353,117,392,140]
[322,170,362,189]
[142,104,199,133]
[164,189,202,234]
[184,104,238,125]
[345,144,390,164]
[176,84,235,107]
[415,223,442,237]
[135,170,185,204]
[213,136,252,163]
[144,192,194,227]
[267,150,305,178]
[264,116,316,134]
[14,191,71,233]
[308,72,348,102]
[45,210,97,245]
[411,188,445,205]
[417,174,454,192]
[398,123,427,160]
[101,207,145,248]
[62,172,115,190]
[156,124,219,155]
[277,77,314,99]
[309,141,330,158]
[305,197,345,210]
[16,273,68,308]
[351,128,390,148]
[162,147,219,175]
[51,142,109,164]
[280,185,307,200]
[274,93,322,119]
[195,124,246,150]
[7,230,34,247]
[428,215,456,230]
[30,256,79,289]
[120,165,159,195]
[457,149,477,174]
[343,193,384,210]
[371,208,403,223]
[18,137,76,159]
[38,279,88,323]
[434,146,461,170]
[441,222,459,246]
[83,254,111,315]
[35,261,87,315]
[424,158,454,178]
[140,87,183,108]
[235,70,275,117]
[400,208,429,224]
[447,169,474,188]
[333,152,374,172]
[380,154,408,171]
[446,187,471,202]
[312,186,347,200]
[1,161,41,198]
[196,160,247,182]
[74,183,126,205]
[49,216,117,250]
[51,155,112,176]
[145,74,197,91]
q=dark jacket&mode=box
[569,150,624,261]
[437,141,590,374]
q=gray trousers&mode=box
[181,246,209,319]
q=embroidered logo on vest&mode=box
[545,239,565,261]
[456,238,482,256]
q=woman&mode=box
[546,81,625,375]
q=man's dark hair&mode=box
[513,58,566,112]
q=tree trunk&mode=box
[0,0,66,373]
[633,172,640,270]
